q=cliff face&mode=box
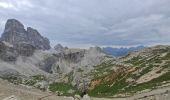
[1,19,51,50]
[0,19,109,95]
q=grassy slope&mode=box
[88,46,170,97]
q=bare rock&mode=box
[3,95,18,100]
[14,42,35,56]
[0,41,18,61]
[54,44,64,52]
[1,19,51,50]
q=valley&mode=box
[0,19,170,100]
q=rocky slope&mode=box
[0,19,108,97]
[1,19,170,100]
[88,45,170,99]
[0,78,88,100]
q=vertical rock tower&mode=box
[1,19,51,50]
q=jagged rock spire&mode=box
[1,19,51,50]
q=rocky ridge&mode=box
[0,19,107,97]
[1,19,51,50]
[88,45,170,99]
[1,19,170,100]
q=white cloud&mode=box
[0,1,15,9]
[0,0,170,47]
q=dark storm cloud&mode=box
[0,0,170,47]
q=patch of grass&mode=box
[67,71,74,83]
[32,75,46,81]
[0,75,22,85]
[162,62,170,69]
[92,61,115,79]
[77,68,84,72]
[23,75,46,86]
[140,64,153,75]
[89,73,129,97]
[124,71,170,93]
[24,79,36,86]
[125,56,145,66]
[163,52,170,60]
[49,82,76,96]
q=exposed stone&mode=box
[3,95,18,100]
[1,19,51,50]
[0,41,18,61]
[54,44,64,52]
[34,81,48,90]
[39,56,57,73]
[82,94,91,100]
[14,42,35,56]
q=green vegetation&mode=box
[24,75,46,86]
[77,68,84,72]
[67,71,74,83]
[140,64,153,75]
[162,52,170,60]
[89,70,170,97]
[32,75,46,81]
[162,62,170,69]
[89,72,129,97]
[49,82,76,96]
[147,55,162,64]
[0,75,22,85]
[92,60,115,79]
[24,79,37,86]
[124,71,170,93]
[125,56,145,66]
[88,46,170,97]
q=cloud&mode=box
[0,0,170,47]
[0,2,15,9]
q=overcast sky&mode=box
[0,0,170,48]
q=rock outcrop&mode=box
[1,19,51,50]
[0,19,109,95]
[54,44,68,53]
[54,44,64,52]
[14,42,35,56]
[0,41,18,61]
[0,41,36,62]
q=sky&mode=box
[0,0,170,48]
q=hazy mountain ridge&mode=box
[102,46,145,57]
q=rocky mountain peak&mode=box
[1,19,51,50]
[4,19,24,32]
[54,44,64,51]
[89,46,103,54]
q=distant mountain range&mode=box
[102,46,145,57]
[1,19,170,100]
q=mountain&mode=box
[1,19,51,50]
[0,19,170,100]
[0,19,108,98]
[88,45,170,99]
[54,44,68,52]
[102,45,145,57]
